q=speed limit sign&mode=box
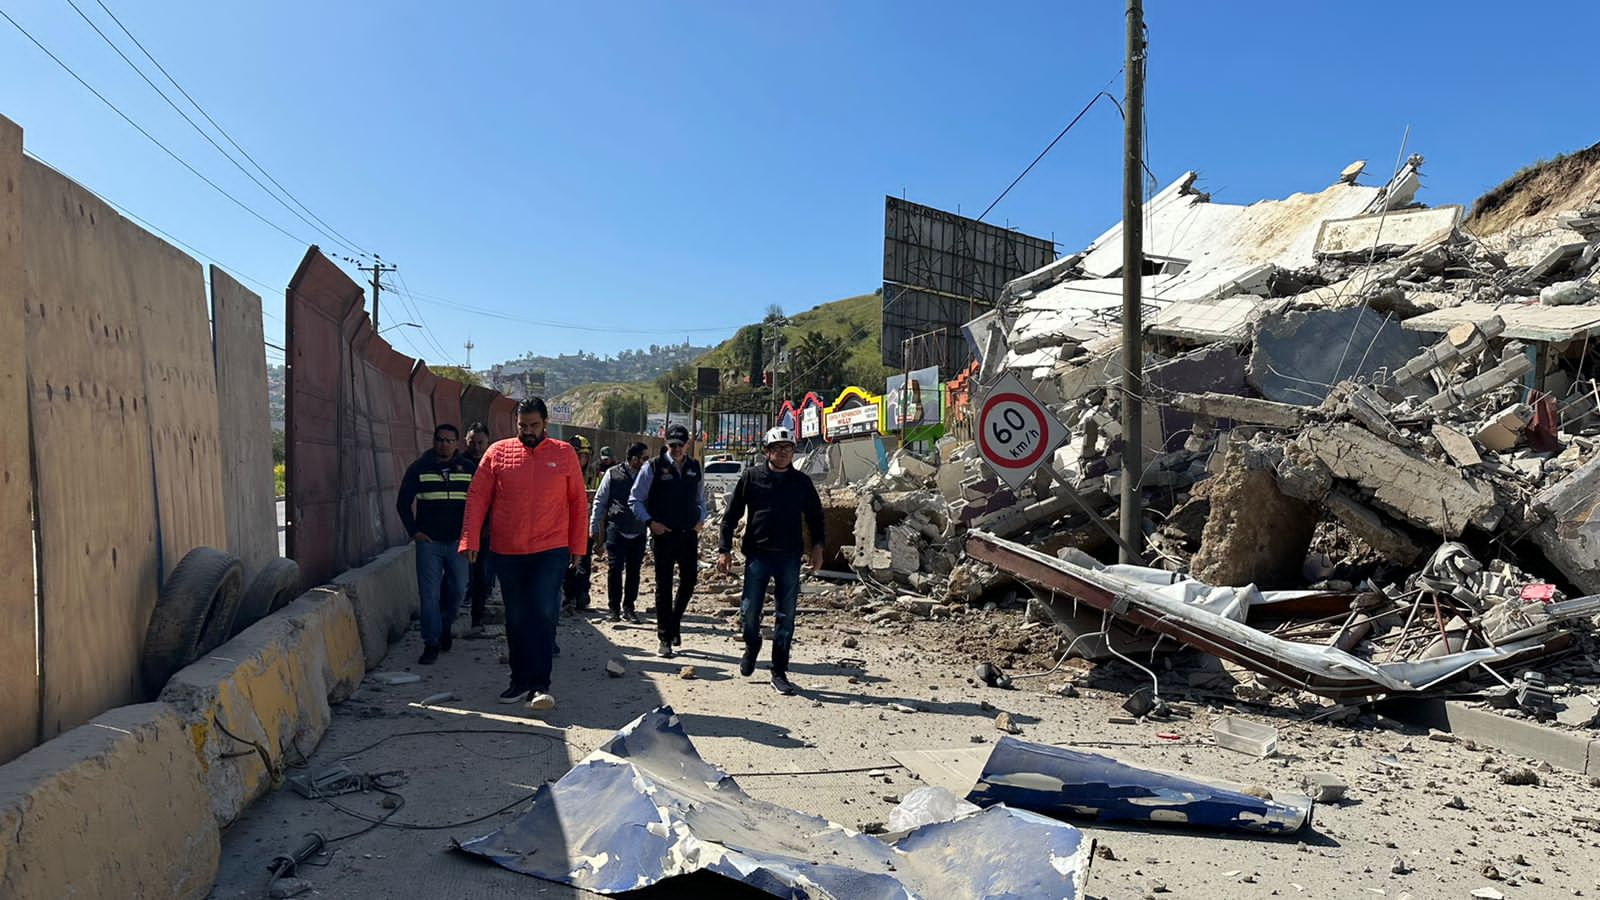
[977,372,1067,491]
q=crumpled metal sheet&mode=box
[970,736,1312,835]
[456,707,1092,899]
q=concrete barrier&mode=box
[160,585,366,827]
[0,703,219,899]
[333,543,419,669]
[1388,698,1600,775]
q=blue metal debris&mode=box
[456,707,1092,899]
[970,736,1312,835]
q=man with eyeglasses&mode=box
[717,426,824,695]
[396,424,476,665]
[629,423,705,658]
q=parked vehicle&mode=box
[703,455,744,495]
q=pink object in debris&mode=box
[1521,583,1556,602]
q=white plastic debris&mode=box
[886,786,981,832]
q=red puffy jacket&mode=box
[459,437,588,557]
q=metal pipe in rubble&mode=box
[1119,0,1146,564]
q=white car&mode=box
[703,456,745,496]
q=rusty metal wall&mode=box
[285,248,362,588]
[490,395,517,440]
[461,384,497,436]
[0,116,38,764]
[432,376,464,436]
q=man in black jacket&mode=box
[396,424,476,664]
[590,442,649,624]
[717,426,824,695]
[630,424,705,658]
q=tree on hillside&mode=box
[431,364,483,387]
[747,326,765,388]
[787,329,843,396]
[656,362,695,411]
[601,394,648,432]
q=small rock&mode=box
[995,712,1022,735]
[605,658,626,678]
[679,666,696,679]
[889,703,918,714]
[1241,785,1273,801]
[1301,773,1347,803]
[1469,888,1505,900]
[1427,729,1457,743]
[1096,844,1117,861]
[860,822,888,835]
[1482,863,1502,881]
[843,636,859,649]
[419,691,456,705]
[1058,683,1079,698]
[1391,856,1411,874]
[969,734,986,743]
[1499,767,1540,786]
[1446,795,1468,810]
[268,879,313,899]
[369,671,421,686]
[381,794,401,810]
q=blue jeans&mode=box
[739,554,801,673]
[492,548,569,693]
[415,540,467,647]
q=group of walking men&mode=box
[395,397,826,709]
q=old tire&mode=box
[141,547,244,696]
[232,558,301,637]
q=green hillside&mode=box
[695,292,893,397]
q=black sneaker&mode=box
[608,611,622,623]
[739,648,757,677]
[439,631,453,653]
[626,611,642,625]
[673,634,682,647]
[770,672,796,696]
[498,683,530,704]
[419,645,439,665]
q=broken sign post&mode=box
[978,372,1067,493]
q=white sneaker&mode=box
[525,692,556,712]
[657,640,674,658]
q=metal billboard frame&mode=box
[882,196,1055,368]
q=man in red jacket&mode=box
[460,397,588,711]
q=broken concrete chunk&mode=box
[994,712,1022,734]
[605,659,626,678]
[1476,403,1533,452]
[1299,773,1347,803]
[1431,424,1482,468]
[1324,490,1425,564]
[1297,423,1497,535]
[1168,392,1306,429]
[1191,444,1317,588]
[1555,695,1599,728]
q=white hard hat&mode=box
[763,426,795,447]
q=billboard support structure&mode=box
[882,197,1055,370]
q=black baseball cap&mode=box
[666,424,690,444]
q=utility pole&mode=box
[1119,0,1146,563]
[358,256,398,331]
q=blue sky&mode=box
[3,1,1597,370]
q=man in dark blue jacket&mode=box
[630,424,705,658]
[396,424,476,664]
[718,426,824,695]
[590,442,649,624]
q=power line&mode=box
[391,268,457,363]
[62,0,363,256]
[0,6,315,247]
[22,148,284,317]
[400,287,744,335]
[88,0,371,258]
[976,68,1124,223]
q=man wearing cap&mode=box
[595,446,617,484]
[591,442,649,624]
[629,423,705,658]
[717,426,824,695]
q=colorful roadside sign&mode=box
[976,372,1066,491]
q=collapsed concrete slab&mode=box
[1529,454,1600,595]
[0,703,220,899]
[1294,423,1498,536]
[159,586,365,827]
[1248,308,1428,406]
[332,543,418,669]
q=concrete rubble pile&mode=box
[839,155,1600,699]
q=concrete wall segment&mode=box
[211,266,278,579]
[0,115,39,764]
[0,702,219,899]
